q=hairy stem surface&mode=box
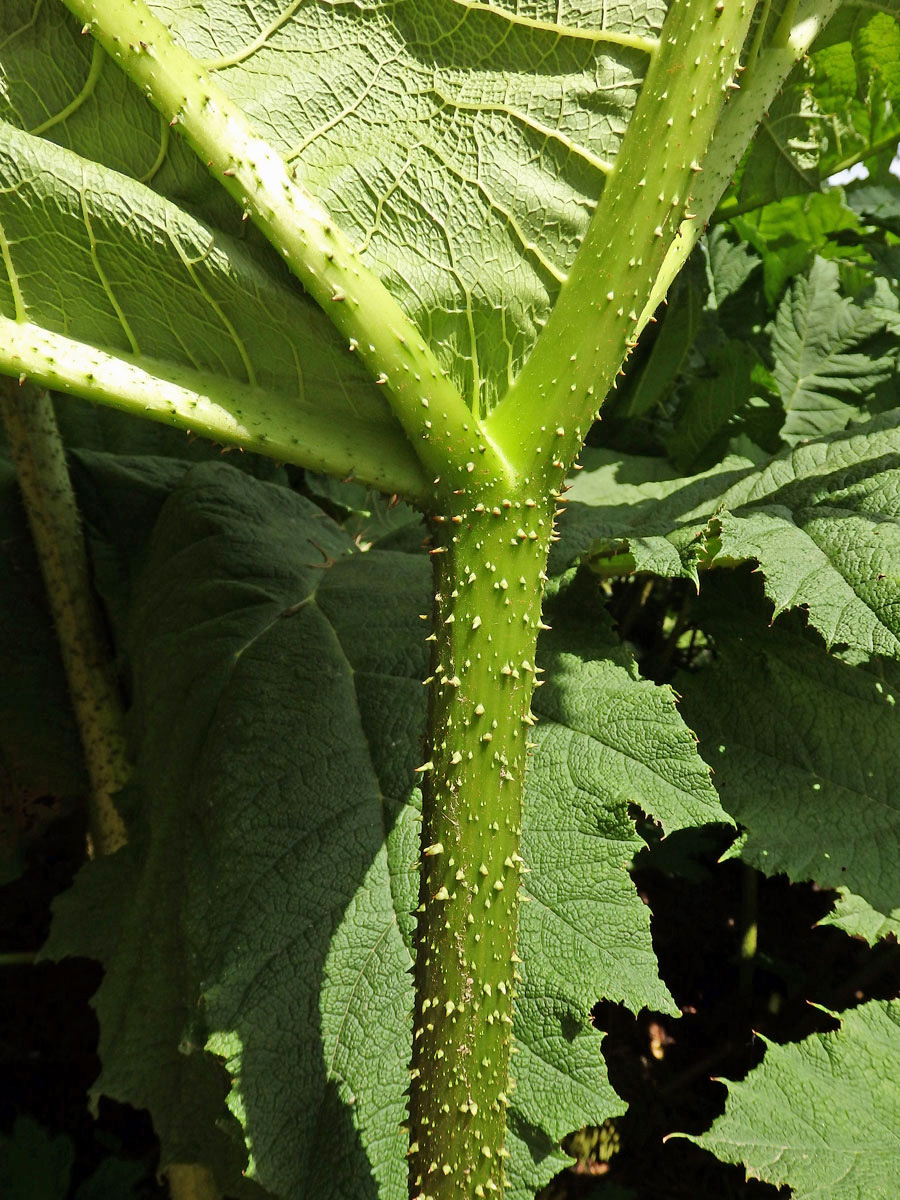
[409,493,554,1199]
[638,0,841,331]
[0,381,128,854]
[0,314,430,505]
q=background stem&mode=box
[0,380,128,855]
[738,862,759,1012]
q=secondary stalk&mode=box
[486,0,757,479]
[0,381,128,855]
[409,490,554,1200]
[62,0,508,496]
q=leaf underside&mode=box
[0,0,663,431]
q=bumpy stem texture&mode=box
[487,0,757,483]
[409,493,553,1200]
[0,381,128,854]
[0,314,430,506]
[637,0,841,333]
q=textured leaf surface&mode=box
[44,457,727,1198]
[697,1000,900,1198]
[0,0,663,417]
[732,189,872,309]
[665,340,762,471]
[516,584,727,1107]
[677,586,900,940]
[558,410,900,658]
[48,460,421,1199]
[553,447,747,582]
[769,257,897,443]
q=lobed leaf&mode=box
[558,409,900,659]
[732,190,870,308]
[677,584,900,940]
[769,256,898,444]
[696,1000,900,1198]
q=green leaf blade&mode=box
[1,0,670,420]
[770,257,895,445]
[559,411,900,659]
[697,1001,900,1198]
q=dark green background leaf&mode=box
[678,578,900,940]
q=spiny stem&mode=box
[770,0,802,50]
[409,492,554,1200]
[486,0,758,482]
[0,312,430,506]
[0,380,128,855]
[637,0,841,333]
[738,862,759,1011]
[62,0,510,500]
[0,952,39,966]
[745,0,774,76]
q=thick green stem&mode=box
[0,314,430,506]
[0,381,128,855]
[409,493,554,1200]
[486,0,757,481]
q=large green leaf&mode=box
[0,116,425,495]
[732,189,872,307]
[557,410,900,659]
[696,1000,900,1198]
[769,256,898,443]
[0,0,662,420]
[47,460,421,1199]
[677,581,900,940]
[44,456,726,1199]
